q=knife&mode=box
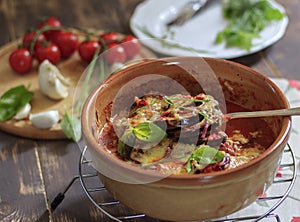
[166,0,209,27]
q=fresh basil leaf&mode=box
[0,85,34,121]
[132,122,166,143]
[186,145,225,173]
[61,113,81,142]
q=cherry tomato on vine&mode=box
[51,31,79,58]
[78,39,101,63]
[121,35,141,59]
[103,42,126,65]
[22,31,47,52]
[38,16,62,40]
[35,42,61,64]
[9,48,33,74]
[100,32,119,44]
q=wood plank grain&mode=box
[0,0,19,44]
[37,140,91,222]
[263,0,300,80]
[0,131,48,221]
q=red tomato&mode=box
[78,40,101,63]
[22,31,47,52]
[38,16,62,40]
[121,35,141,59]
[103,42,126,65]
[35,42,61,64]
[9,48,33,74]
[100,32,119,44]
[51,31,79,58]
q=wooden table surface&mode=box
[0,0,299,221]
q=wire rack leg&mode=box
[50,175,80,211]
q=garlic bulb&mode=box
[38,60,70,100]
[29,110,59,129]
[14,103,31,120]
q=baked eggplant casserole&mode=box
[98,93,275,175]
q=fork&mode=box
[166,0,209,27]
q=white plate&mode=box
[130,0,289,59]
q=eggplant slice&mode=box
[114,93,226,163]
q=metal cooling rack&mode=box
[51,143,297,222]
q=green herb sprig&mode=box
[164,96,210,105]
[70,49,106,142]
[215,0,285,50]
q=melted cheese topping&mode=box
[100,93,272,175]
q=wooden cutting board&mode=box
[0,31,155,139]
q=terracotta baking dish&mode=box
[81,57,291,221]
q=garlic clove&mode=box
[13,103,31,120]
[38,60,70,100]
[29,110,60,129]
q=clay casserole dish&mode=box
[81,57,291,221]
